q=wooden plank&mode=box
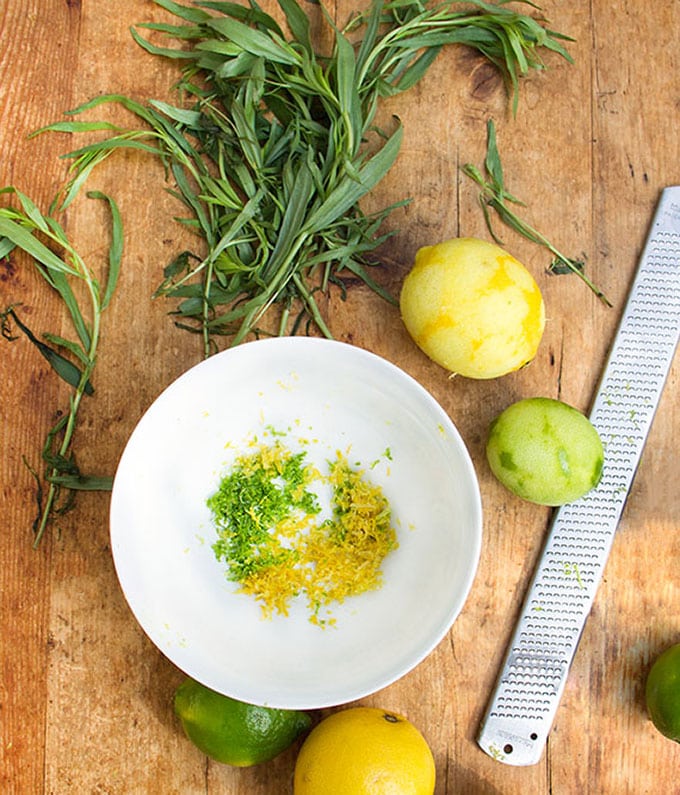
[1,0,679,792]
[0,2,84,792]
[547,1,680,791]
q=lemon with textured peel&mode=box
[400,237,545,379]
[486,397,604,506]
[173,678,311,766]
[293,706,435,794]
[646,643,680,743]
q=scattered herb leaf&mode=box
[3,307,95,394]
[463,119,611,306]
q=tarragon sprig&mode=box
[463,119,611,306]
[0,188,122,546]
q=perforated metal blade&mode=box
[477,186,680,766]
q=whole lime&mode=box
[399,237,545,379]
[173,678,311,766]
[293,707,435,794]
[645,643,680,743]
[486,397,604,506]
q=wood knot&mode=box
[469,60,503,101]
[458,49,504,101]
[0,254,17,283]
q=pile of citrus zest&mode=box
[207,441,397,625]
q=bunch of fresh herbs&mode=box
[42,0,572,356]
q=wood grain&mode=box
[1,1,679,793]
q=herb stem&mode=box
[33,247,102,547]
[232,230,313,345]
[487,196,612,306]
[292,272,333,339]
[202,255,215,358]
[35,354,96,547]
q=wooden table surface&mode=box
[2,1,679,792]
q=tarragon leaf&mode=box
[4,307,94,394]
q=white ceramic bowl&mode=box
[110,337,482,709]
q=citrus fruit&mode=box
[173,678,311,766]
[645,642,680,743]
[486,397,604,506]
[293,706,435,794]
[399,237,545,379]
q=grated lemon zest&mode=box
[207,438,397,626]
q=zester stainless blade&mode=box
[477,186,680,766]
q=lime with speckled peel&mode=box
[293,706,436,794]
[486,397,604,506]
[173,678,311,766]
[646,643,680,743]
[399,237,545,379]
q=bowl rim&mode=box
[109,337,483,708]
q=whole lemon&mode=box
[173,678,311,766]
[645,642,680,743]
[293,706,435,794]
[400,237,545,379]
[486,397,604,506]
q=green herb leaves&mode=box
[42,0,572,354]
[463,119,611,306]
[0,189,121,546]
[1,307,94,395]
[7,0,574,545]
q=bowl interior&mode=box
[110,337,482,709]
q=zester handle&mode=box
[477,186,680,766]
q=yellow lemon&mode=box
[174,678,311,766]
[400,237,545,379]
[293,706,436,794]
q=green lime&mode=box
[486,397,604,506]
[645,643,680,743]
[173,678,311,766]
